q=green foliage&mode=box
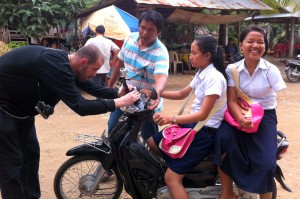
[262,0,300,14]
[228,36,238,44]
[0,0,87,41]
[167,43,182,50]
[7,41,28,49]
[85,0,99,8]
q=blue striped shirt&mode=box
[118,33,169,90]
[118,33,169,112]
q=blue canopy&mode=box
[82,5,138,40]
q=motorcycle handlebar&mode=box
[277,130,286,139]
[120,88,158,114]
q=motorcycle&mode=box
[53,74,291,199]
[281,55,300,82]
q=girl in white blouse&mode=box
[147,35,227,199]
[214,26,286,199]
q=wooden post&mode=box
[75,19,79,51]
[237,22,240,41]
[289,17,295,58]
[218,10,229,46]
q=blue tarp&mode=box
[82,6,138,39]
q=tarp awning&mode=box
[80,5,138,40]
[167,9,251,25]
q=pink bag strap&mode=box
[176,84,226,132]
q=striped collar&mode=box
[131,33,159,52]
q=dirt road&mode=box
[18,57,300,198]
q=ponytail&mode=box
[212,46,227,81]
[194,35,227,81]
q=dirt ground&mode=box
[9,57,300,199]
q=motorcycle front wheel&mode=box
[286,67,300,83]
[54,155,123,199]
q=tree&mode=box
[262,0,300,14]
[84,0,99,9]
[0,0,90,43]
[222,0,300,47]
[260,1,300,45]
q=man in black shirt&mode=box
[225,38,242,63]
[0,45,140,199]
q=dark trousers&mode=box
[91,73,108,100]
[108,107,159,140]
[0,109,40,199]
[91,73,107,87]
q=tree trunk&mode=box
[218,10,230,47]
[218,24,227,46]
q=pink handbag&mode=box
[159,125,197,159]
[224,100,264,133]
[224,65,264,133]
[158,95,226,159]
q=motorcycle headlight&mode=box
[120,105,139,113]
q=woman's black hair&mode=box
[239,26,268,56]
[194,35,227,80]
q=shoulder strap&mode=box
[229,64,253,105]
[178,89,194,115]
[228,64,239,89]
[193,94,226,132]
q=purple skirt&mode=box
[214,109,277,194]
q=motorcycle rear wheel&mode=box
[286,67,300,83]
[53,155,123,199]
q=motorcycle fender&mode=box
[102,152,115,170]
[66,144,107,160]
[284,66,291,72]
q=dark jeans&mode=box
[91,74,108,100]
[108,108,158,140]
[91,74,107,87]
[0,108,40,199]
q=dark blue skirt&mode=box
[214,109,277,194]
[153,123,216,174]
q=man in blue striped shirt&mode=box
[107,10,169,140]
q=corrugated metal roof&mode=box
[245,13,300,24]
[135,0,272,11]
[167,9,251,25]
[77,0,272,18]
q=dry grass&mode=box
[0,41,11,56]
